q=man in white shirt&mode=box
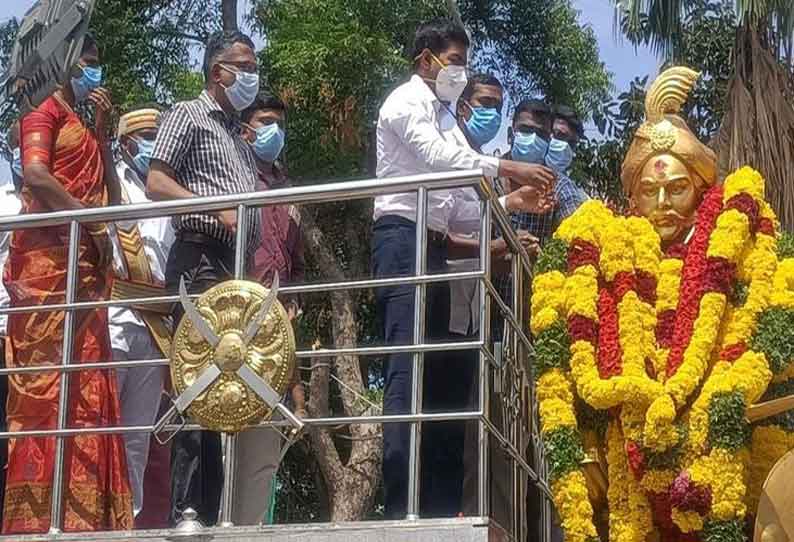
[0,122,23,525]
[373,19,556,520]
[109,107,174,519]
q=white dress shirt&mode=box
[439,113,484,335]
[374,74,500,233]
[109,161,174,352]
[0,176,21,337]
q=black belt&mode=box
[374,215,447,248]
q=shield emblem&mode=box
[169,279,296,433]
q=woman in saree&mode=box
[2,33,133,533]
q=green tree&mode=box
[614,0,794,228]
[460,0,613,118]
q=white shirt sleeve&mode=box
[385,102,500,177]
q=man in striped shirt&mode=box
[146,29,262,527]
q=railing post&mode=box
[406,186,428,521]
[48,220,81,534]
[218,203,248,527]
[477,197,492,518]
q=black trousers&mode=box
[165,236,234,527]
[373,216,474,519]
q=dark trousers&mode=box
[373,216,473,519]
[165,236,234,527]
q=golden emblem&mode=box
[169,279,296,433]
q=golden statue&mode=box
[621,67,717,246]
[528,66,794,542]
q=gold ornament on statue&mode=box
[168,277,296,433]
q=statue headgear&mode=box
[621,67,717,197]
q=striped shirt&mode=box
[151,90,262,252]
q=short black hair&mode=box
[411,19,470,64]
[241,91,286,124]
[554,104,584,138]
[202,30,256,81]
[460,73,503,102]
[81,32,97,55]
[513,99,551,124]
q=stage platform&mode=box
[0,517,511,542]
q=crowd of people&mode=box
[0,17,587,536]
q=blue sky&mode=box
[0,0,660,177]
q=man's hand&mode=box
[505,185,555,214]
[516,230,540,259]
[499,159,556,192]
[215,208,238,233]
[88,228,113,270]
[88,88,113,144]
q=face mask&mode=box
[250,123,285,163]
[546,137,575,173]
[71,65,102,103]
[11,147,22,179]
[511,131,548,164]
[220,65,260,111]
[431,54,468,104]
[131,137,155,177]
[464,105,501,148]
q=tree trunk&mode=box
[302,209,382,521]
[221,0,238,32]
[715,25,794,229]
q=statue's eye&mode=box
[642,186,658,198]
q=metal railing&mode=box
[0,169,551,541]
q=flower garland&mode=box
[530,167,794,542]
[532,236,599,542]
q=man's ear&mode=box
[456,99,468,121]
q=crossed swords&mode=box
[154,275,304,442]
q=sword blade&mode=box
[242,274,280,345]
[236,363,281,408]
[179,277,220,348]
[174,364,222,413]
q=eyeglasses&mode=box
[218,61,259,75]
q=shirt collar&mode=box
[198,89,225,114]
[409,74,441,109]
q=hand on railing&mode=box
[214,208,238,234]
[85,223,113,269]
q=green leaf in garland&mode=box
[533,321,571,376]
[750,307,794,374]
[708,391,750,452]
[702,519,746,542]
[535,238,569,275]
[777,232,794,259]
[543,426,584,481]
[731,280,749,307]
[646,424,687,469]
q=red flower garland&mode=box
[666,187,725,377]
[597,287,622,378]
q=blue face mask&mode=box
[250,123,285,163]
[71,65,103,103]
[131,137,155,177]
[464,105,501,148]
[511,131,548,164]
[545,137,575,173]
[221,65,260,111]
[11,147,22,179]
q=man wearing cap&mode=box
[109,105,174,520]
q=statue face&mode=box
[630,155,701,245]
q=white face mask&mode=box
[430,54,468,104]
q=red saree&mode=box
[2,95,133,533]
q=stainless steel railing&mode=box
[0,169,550,541]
